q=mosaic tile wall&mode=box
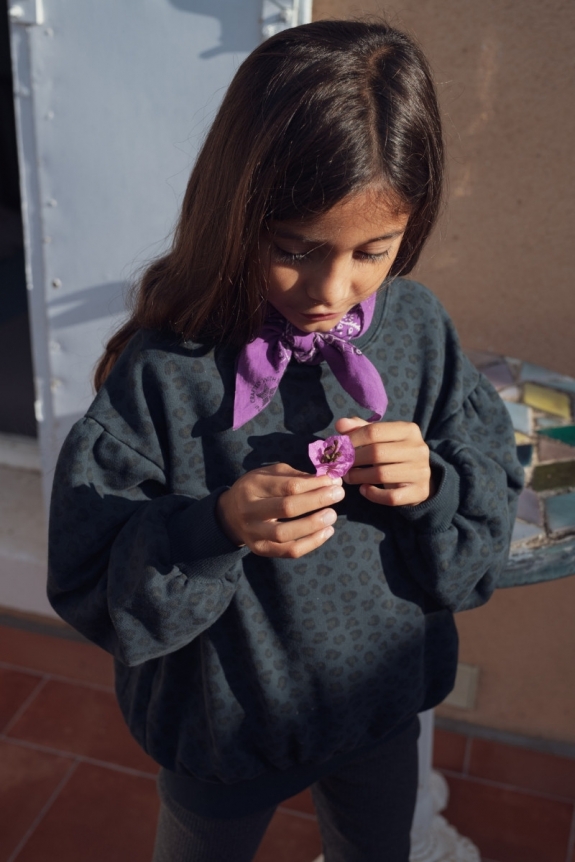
[466,352,575,554]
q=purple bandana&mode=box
[233,294,387,430]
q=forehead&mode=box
[273,187,409,243]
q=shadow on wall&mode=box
[48,282,128,329]
[168,0,260,57]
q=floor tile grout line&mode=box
[276,806,317,822]
[6,758,79,862]
[565,801,575,862]
[0,734,158,780]
[462,734,473,775]
[0,661,43,679]
[32,671,115,693]
[2,676,48,736]
[0,659,115,693]
[440,767,575,805]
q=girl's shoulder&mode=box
[384,277,452,325]
[373,277,484,424]
[374,276,464,359]
[104,328,229,393]
[85,330,231,453]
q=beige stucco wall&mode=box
[438,578,575,744]
[314,0,575,377]
[314,0,575,743]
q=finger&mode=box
[251,526,335,559]
[359,483,431,507]
[343,421,421,449]
[253,466,342,500]
[346,463,430,486]
[259,508,338,544]
[251,481,345,521]
[351,443,422,468]
[334,416,370,434]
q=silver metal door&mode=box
[9,0,311,507]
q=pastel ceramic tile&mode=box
[505,356,523,378]
[538,425,575,446]
[538,437,575,463]
[465,350,502,369]
[519,362,575,395]
[499,386,520,402]
[536,416,571,429]
[482,362,515,390]
[516,444,533,467]
[522,383,571,419]
[517,487,543,525]
[514,431,531,445]
[531,460,575,492]
[545,492,575,533]
[511,519,545,545]
[504,401,532,435]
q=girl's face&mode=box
[261,187,409,332]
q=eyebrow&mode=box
[271,228,405,244]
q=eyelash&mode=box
[272,246,390,264]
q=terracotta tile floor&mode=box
[2,624,575,862]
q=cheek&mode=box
[359,260,395,294]
[267,266,299,298]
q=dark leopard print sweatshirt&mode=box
[48,279,523,816]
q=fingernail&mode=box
[330,477,343,485]
[330,486,345,502]
[322,526,334,539]
[322,509,337,526]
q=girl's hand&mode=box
[216,464,345,558]
[335,417,434,507]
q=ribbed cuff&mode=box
[395,453,460,533]
[169,488,249,577]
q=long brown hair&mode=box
[95,19,444,390]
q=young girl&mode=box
[48,20,523,862]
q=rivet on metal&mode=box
[51,278,62,288]
[9,0,44,25]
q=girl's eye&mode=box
[271,244,391,265]
[272,245,310,263]
[354,249,390,263]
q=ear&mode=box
[334,416,370,434]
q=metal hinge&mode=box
[8,0,44,25]
[261,0,312,39]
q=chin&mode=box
[286,312,346,333]
[306,320,343,332]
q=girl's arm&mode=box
[48,417,343,666]
[338,374,524,613]
[48,416,251,666]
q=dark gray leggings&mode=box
[152,718,419,862]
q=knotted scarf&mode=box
[233,294,387,429]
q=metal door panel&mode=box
[9,0,265,500]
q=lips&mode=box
[301,311,340,320]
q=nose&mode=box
[305,258,351,308]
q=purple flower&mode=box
[308,435,355,478]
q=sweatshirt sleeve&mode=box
[48,416,248,666]
[391,364,524,614]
